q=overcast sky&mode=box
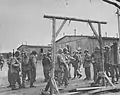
[0,0,119,52]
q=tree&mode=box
[102,0,120,9]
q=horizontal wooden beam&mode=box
[44,15,107,24]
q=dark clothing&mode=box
[85,67,91,80]
[72,54,79,78]
[83,53,91,79]
[42,56,51,81]
[91,51,101,82]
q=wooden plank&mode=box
[44,15,107,24]
[88,86,118,94]
[76,86,106,91]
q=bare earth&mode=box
[0,61,120,95]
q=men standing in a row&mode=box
[83,49,91,80]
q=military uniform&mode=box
[7,54,13,87]
[42,53,51,82]
[91,47,101,82]
[83,50,91,80]
[10,56,22,90]
[29,52,37,87]
[0,55,4,70]
[21,52,30,88]
[104,46,110,77]
[72,51,80,79]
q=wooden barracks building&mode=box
[17,35,119,58]
[56,35,119,54]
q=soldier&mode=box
[0,54,4,70]
[29,51,37,87]
[77,47,83,73]
[21,51,30,88]
[83,49,91,80]
[104,45,111,77]
[72,50,82,79]
[91,46,101,82]
[42,52,52,82]
[55,48,65,86]
[7,52,13,88]
[10,51,22,90]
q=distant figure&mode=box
[0,54,4,70]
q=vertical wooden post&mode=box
[98,23,106,86]
[50,18,56,95]
[98,23,104,72]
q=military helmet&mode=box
[14,50,20,57]
[63,47,68,52]
[84,49,88,53]
[57,48,63,54]
[104,45,110,49]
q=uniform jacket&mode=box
[10,57,20,74]
[72,54,79,68]
[83,53,91,68]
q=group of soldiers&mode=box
[42,42,120,89]
[6,50,37,90]
[0,42,120,91]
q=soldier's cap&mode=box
[63,47,68,52]
[84,49,88,53]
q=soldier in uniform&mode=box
[21,51,30,88]
[42,52,52,82]
[77,47,83,73]
[91,46,101,82]
[29,51,37,87]
[72,50,82,79]
[10,51,22,90]
[7,52,13,88]
[0,54,4,71]
[83,49,91,80]
[55,48,66,86]
[104,45,111,77]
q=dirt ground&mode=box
[0,60,120,95]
